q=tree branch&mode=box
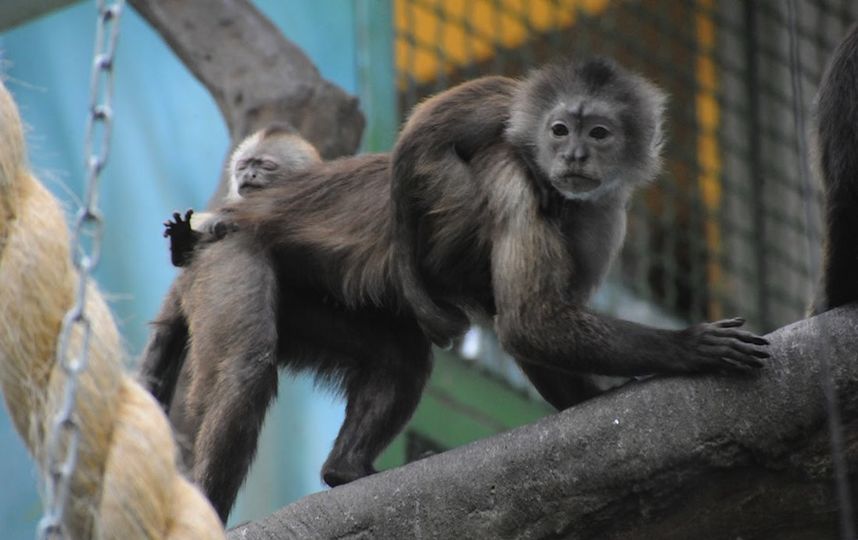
[128,0,365,203]
[228,305,858,539]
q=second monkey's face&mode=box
[226,131,321,201]
[233,151,279,196]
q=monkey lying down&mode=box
[139,57,769,522]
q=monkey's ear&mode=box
[640,78,669,157]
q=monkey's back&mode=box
[224,153,397,307]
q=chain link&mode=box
[36,1,124,538]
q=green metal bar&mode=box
[355,0,397,152]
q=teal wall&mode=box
[0,0,394,535]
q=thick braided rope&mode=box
[0,79,223,539]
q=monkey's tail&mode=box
[811,23,858,314]
[391,76,518,346]
[390,156,470,348]
[0,79,224,537]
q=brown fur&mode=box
[140,58,770,522]
[391,59,769,410]
[139,144,426,522]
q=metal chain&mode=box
[36,1,124,538]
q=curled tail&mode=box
[812,23,858,314]
[391,76,518,346]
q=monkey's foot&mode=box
[679,317,770,373]
[322,460,377,487]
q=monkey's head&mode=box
[226,124,321,201]
[507,58,667,202]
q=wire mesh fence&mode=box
[394,0,857,339]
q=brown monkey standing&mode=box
[141,57,772,523]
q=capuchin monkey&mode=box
[164,125,321,267]
[141,58,773,522]
[138,126,320,412]
[391,58,770,408]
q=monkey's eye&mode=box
[550,122,569,137]
[260,160,278,171]
[589,126,611,140]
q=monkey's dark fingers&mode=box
[700,335,770,359]
[163,221,176,237]
[699,345,764,370]
[717,347,766,369]
[712,317,745,328]
[693,353,752,374]
[184,209,194,222]
[711,328,769,346]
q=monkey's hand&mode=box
[678,317,770,373]
[164,209,200,268]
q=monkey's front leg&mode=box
[498,306,769,378]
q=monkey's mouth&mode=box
[238,182,266,195]
[556,173,601,194]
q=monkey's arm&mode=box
[490,214,769,376]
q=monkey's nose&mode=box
[571,146,589,163]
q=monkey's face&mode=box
[226,132,321,201]
[536,100,627,201]
[233,154,280,196]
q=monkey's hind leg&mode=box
[184,246,280,523]
[321,321,432,487]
